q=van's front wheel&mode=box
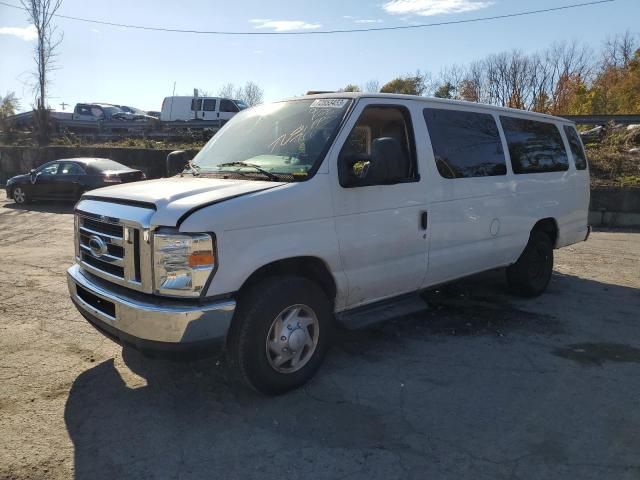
[507,230,553,297]
[226,276,332,395]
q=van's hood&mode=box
[83,177,284,226]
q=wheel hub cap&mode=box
[266,304,319,373]
[287,328,306,351]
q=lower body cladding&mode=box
[66,264,236,356]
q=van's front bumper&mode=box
[66,264,236,355]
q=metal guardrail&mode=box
[562,115,640,125]
[56,118,222,132]
[162,120,222,129]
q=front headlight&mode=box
[153,231,216,297]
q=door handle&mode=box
[421,211,428,230]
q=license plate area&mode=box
[76,284,116,319]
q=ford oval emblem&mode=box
[88,235,108,258]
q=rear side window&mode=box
[500,116,569,174]
[563,125,588,170]
[203,99,217,111]
[423,108,506,179]
[220,99,240,113]
[191,99,203,111]
[59,163,85,175]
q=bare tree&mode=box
[435,64,465,99]
[363,79,380,93]
[240,81,264,106]
[544,41,592,112]
[20,0,63,144]
[218,83,237,99]
[0,92,21,119]
[218,82,264,106]
[602,31,637,68]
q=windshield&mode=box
[123,106,145,115]
[191,98,352,181]
[102,106,122,115]
[234,100,249,110]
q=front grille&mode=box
[82,217,123,237]
[81,252,125,278]
[76,284,116,318]
[76,211,147,291]
[79,232,124,257]
[133,228,141,282]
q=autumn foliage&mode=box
[378,32,640,116]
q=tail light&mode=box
[103,175,121,183]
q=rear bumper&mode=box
[67,264,236,355]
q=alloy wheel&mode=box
[13,187,26,204]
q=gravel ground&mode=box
[1,190,639,480]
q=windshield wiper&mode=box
[217,161,279,181]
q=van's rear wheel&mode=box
[507,230,553,297]
[226,276,332,395]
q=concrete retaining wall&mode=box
[0,146,198,184]
[589,187,640,227]
[1,146,639,227]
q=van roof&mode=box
[288,92,574,124]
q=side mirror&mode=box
[166,150,190,177]
[30,168,36,175]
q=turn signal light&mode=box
[188,252,215,267]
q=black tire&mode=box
[226,275,333,395]
[506,230,554,297]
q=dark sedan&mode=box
[5,158,146,204]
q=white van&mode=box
[160,96,248,123]
[67,93,590,394]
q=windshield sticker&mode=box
[310,99,349,108]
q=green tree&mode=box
[342,84,361,92]
[434,82,455,99]
[380,73,427,95]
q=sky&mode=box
[0,0,638,113]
